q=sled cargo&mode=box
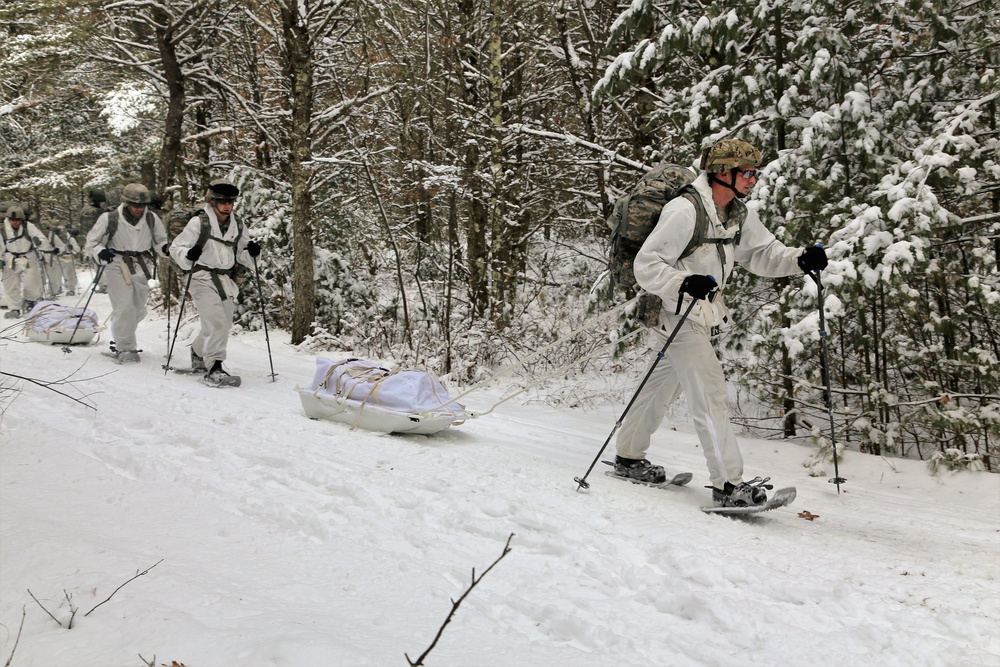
[296,357,469,435]
[22,301,102,345]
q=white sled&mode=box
[296,357,469,435]
[21,301,103,346]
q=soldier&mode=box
[53,225,81,296]
[169,179,260,387]
[610,139,829,508]
[84,183,169,364]
[1,206,54,318]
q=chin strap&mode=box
[709,168,748,200]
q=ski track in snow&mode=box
[1,295,998,666]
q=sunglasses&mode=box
[128,202,148,208]
[213,198,236,205]
[739,169,758,179]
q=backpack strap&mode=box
[676,186,745,284]
[197,211,243,250]
[192,211,244,301]
[104,210,118,247]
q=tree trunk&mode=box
[281,0,316,345]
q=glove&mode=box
[32,237,41,247]
[186,245,202,262]
[246,240,260,258]
[798,245,828,273]
[679,274,718,301]
[162,243,170,256]
[98,248,115,263]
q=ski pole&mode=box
[574,296,700,491]
[252,254,277,382]
[165,262,172,361]
[810,269,846,492]
[163,269,194,374]
[62,263,106,353]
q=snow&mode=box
[2,280,999,667]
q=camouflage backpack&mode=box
[607,162,742,325]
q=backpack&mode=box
[606,163,743,325]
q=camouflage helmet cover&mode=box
[206,179,240,200]
[700,139,761,173]
[6,206,25,220]
[122,183,151,204]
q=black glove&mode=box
[798,245,828,273]
[32,237,42,247]
[679,274,718,301]
[246,240,260,258]
[98,248,115,263]
[162,243,170,256]
[186,245,202,262]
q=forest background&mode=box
[0,0,997,471]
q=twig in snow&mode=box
[405,534,514,667]
[26,589,63,628]
[2,606,26,667]
[64,590,78,629]
[138,653,155,667]
[85,559,163,617]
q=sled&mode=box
[21,300,103,346]
[296,357,469,435]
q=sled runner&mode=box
[296,357,469,435]
[21,300,102,345]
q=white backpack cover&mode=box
[297,357,468,435]
[22,300,102,345]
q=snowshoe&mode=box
[116,350,140,364]
[711,477,773,508]
[611,456,667,484]
[202,361,241,388]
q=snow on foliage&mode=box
[100,84,160,136]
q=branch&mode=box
[26,589,63,628]
[0,369,103,411]
[405,534,514,667]
[3,606,26,667]
[508,124,647,171]
[85,559,164,617]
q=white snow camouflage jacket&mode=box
[633,172,803,329]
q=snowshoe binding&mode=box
[602,457,693,489]
[711,477,773,508]
[202,360,241,388]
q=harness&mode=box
[104,210,158,280]
[677,185,746,288]
[190,211,244,302]
[1,223,31,257]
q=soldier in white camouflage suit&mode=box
[611,139,829,508]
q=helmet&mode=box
[206,179,240,200]
[700,139,761,173]
[122,183,151,204]
[6,206,24,220]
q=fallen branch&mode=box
[2,606,26,667]
[26,589,64,628]
[85,559,164,617]
[405,534,514,667]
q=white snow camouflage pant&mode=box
[188,271,237,366]
[615,311,745,490]
[2,256,43,310]
[104,261,150,353]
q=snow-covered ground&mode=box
[1,284,998,667]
